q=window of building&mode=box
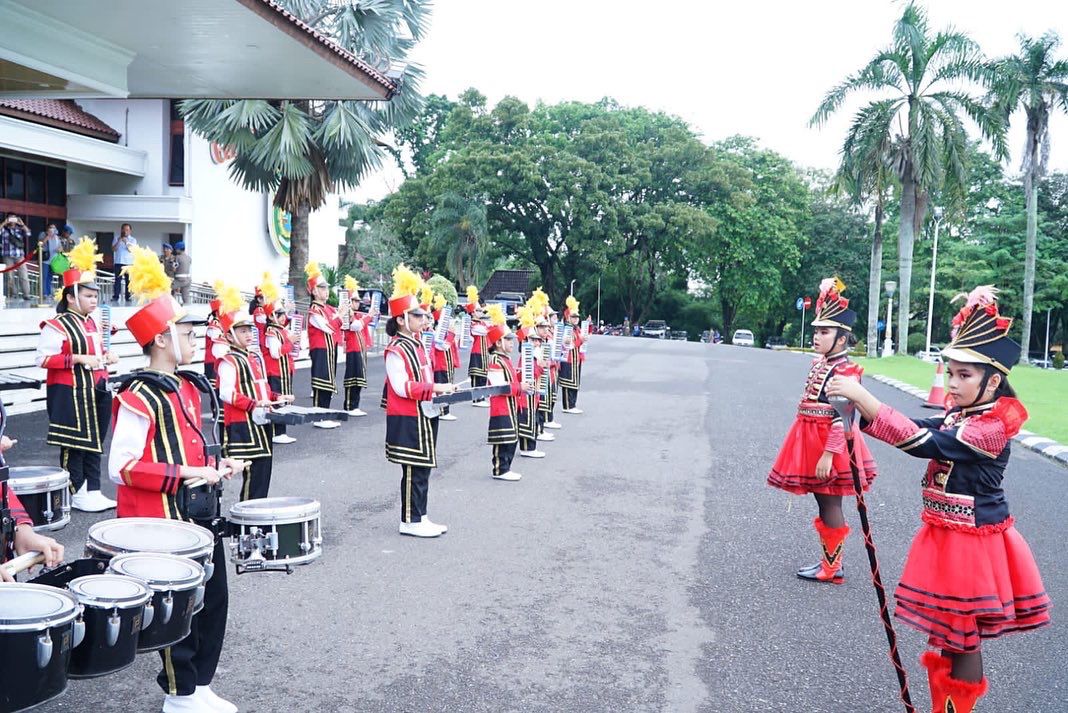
[4,159,24,200]
[96,232,115,269]
[46,166,66,206]
[168,100,185,186]
[25,162,45,203]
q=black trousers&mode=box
[519,436,537,452]
[313,389,333,409]
[562,387,579,410]
[433,370,450,415]
[157,537,228,695]
[492,442,517,476]
[112,267,130,301]
[61,446,101,492]
[267,376,286,437]
[400,464,431,523]
[344,384,362,411]
[240,457,272,501]
[536,410,546,434]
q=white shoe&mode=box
[562,408,584,415]
[272,434,297,444]
[519,449,546,458]
[492,471,522,481]
[399,520,443,538]
[423,518,448,534]
[347,408,367,417]
[313,420,340,429]
[162,693,214,713]
[72,485,117,512]
[471,400,490,408]
[195,686,238,713]
[544,421,563,430]
[439,413,458,421]
[537,432,556,442]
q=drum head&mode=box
[87,518,213,559]
[108,553,204,592]
[228,496,320,525]
[68,575,151,609]
[0,583,79,631]
[7,466,70,494]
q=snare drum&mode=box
[228,497,323,573]
[7,466,71,532]
[66,575,152,679]
[86,518,215,579]
[0,583,84,712]
[107,553,205,653]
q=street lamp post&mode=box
[569,279,576,297]
[924,207,943,356]
[1044,307,1052,367]
[882,280,897,358]
[596,277,601,327]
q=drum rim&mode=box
[67,574,153,609]
[0,583,80,631]
[228,496,321,525]
[6,465,70,494]
[107,553,205,592]
[87,517,214,559]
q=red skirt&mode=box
[767,414,877,496]
[893,516,1052,653]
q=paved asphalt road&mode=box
[9,337,1064,712]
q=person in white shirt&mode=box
[111,223,137,301]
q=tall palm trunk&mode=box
[897,176,918,354]
[866,200,885,357]
[1020,157,1039,364]
[288,201,311,293]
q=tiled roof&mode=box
[0,100,120,141]
[239,0,397,98]
[482,270,536,299]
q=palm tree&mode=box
[429,192,489,287]
[181,0,431,289]
[811,3,1006,353]
[987,32,1068,363]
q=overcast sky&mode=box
[353,0,1068,201]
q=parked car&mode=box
[493,291,526,325]
[670,330,688,341]
[700,330,711,343]
[642,320,669,339]
[731,329,755,347]
[917,347,942,363]
[764,336,788,350]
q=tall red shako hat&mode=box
[305,260,327,294]
[123,246,200,346]
[485,303,511,344]
[388,264,428,318]
[214,280,252,334]
[61,237,103,292]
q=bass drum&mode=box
[0,583,84,712]
[66,575,152,679]
[228,497,322,573]
[107,553,204,653]
[6,466,71,532]
[85,518,215,579]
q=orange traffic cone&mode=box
[923,360,946,409]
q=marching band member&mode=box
[260,274,298,445]
[203,298,226,384]
[35,237,117,512]
[559,295,585,415]
[341,275,375,417]
[767,278,877,584]
[1,437,65,583]
[305,261,342,429]
[485,304,534,481]
[465,285,490,408]
[826,286,1050,713]
[532,292,563,432]
[431,293,459,422]
[216,282,288,501]
[383,265,456,537]
[515,306,545,459]
[109,247,246,713]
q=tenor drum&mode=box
[86,518,215,579]
[0,583,84,712]
[7,466,71,532]
[228,497,322,573]
[66,575,152,679]
[107,553,204,653]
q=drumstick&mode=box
[1,551,46,577]
[452,378,470,388]
[183,467,234,489]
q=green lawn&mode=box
[857,356,1068,443]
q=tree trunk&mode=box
[288,201,311,294]
[1020,170,1038,363]
[720,296,736,338]
[897,177,917,355]
[866,200,885,358]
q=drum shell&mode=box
[66,576,151,679]
[228,497,322,570]
[0,585,80,713]
[231,519,322,565]
[105,554,204,654]
[7,466,71,532]
[134,586,198,653]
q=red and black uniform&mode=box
[203,315,224,384]
[768,351,878,496]
[343,311,373,411]
[487,352,525,476]
[263,321,296,438]
[468,319,489,392]
[862,398,1051,653]
[384,332,439,524]
[516,346,542,452]
[559,328,584,410]
[307,301,341,408]
[36,311,111,493]
[218,347,276,500]
[108,369,228,699]
[432,330,457,417]
[539,336,559,425]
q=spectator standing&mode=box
[59,224,76,252]
[172,241,192,305]
[111,223,137,302]
[40,224,63,298]
[161,243,176,284]
[2,213,32,301]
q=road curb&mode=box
[868,373,1068,469]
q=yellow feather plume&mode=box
[432,293,447,311]
[466,285,479,304]
[530,287,550,312]
[259,271,280,306]
[518,305,536,329]
[565,295,579,313]
[213,280,243,316]
[68,236,102,272]
[391,264,423,299]
[343,275,360,293]
[124,246,171,303]
[419,283,434,306]
[486,303,507,327]
[304,261,322,281]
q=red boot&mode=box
[922,650,989,713]
[796,517,849,584]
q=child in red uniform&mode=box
[485,305,534,481]
[305,261,342,428]
[341,275,375,417]
[1,437,64,582]
[259,275,298,445]
[767,278,878,584]
[828,286,1050,712]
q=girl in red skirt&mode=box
[767,278,877,584]
[827,286,1050,713]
